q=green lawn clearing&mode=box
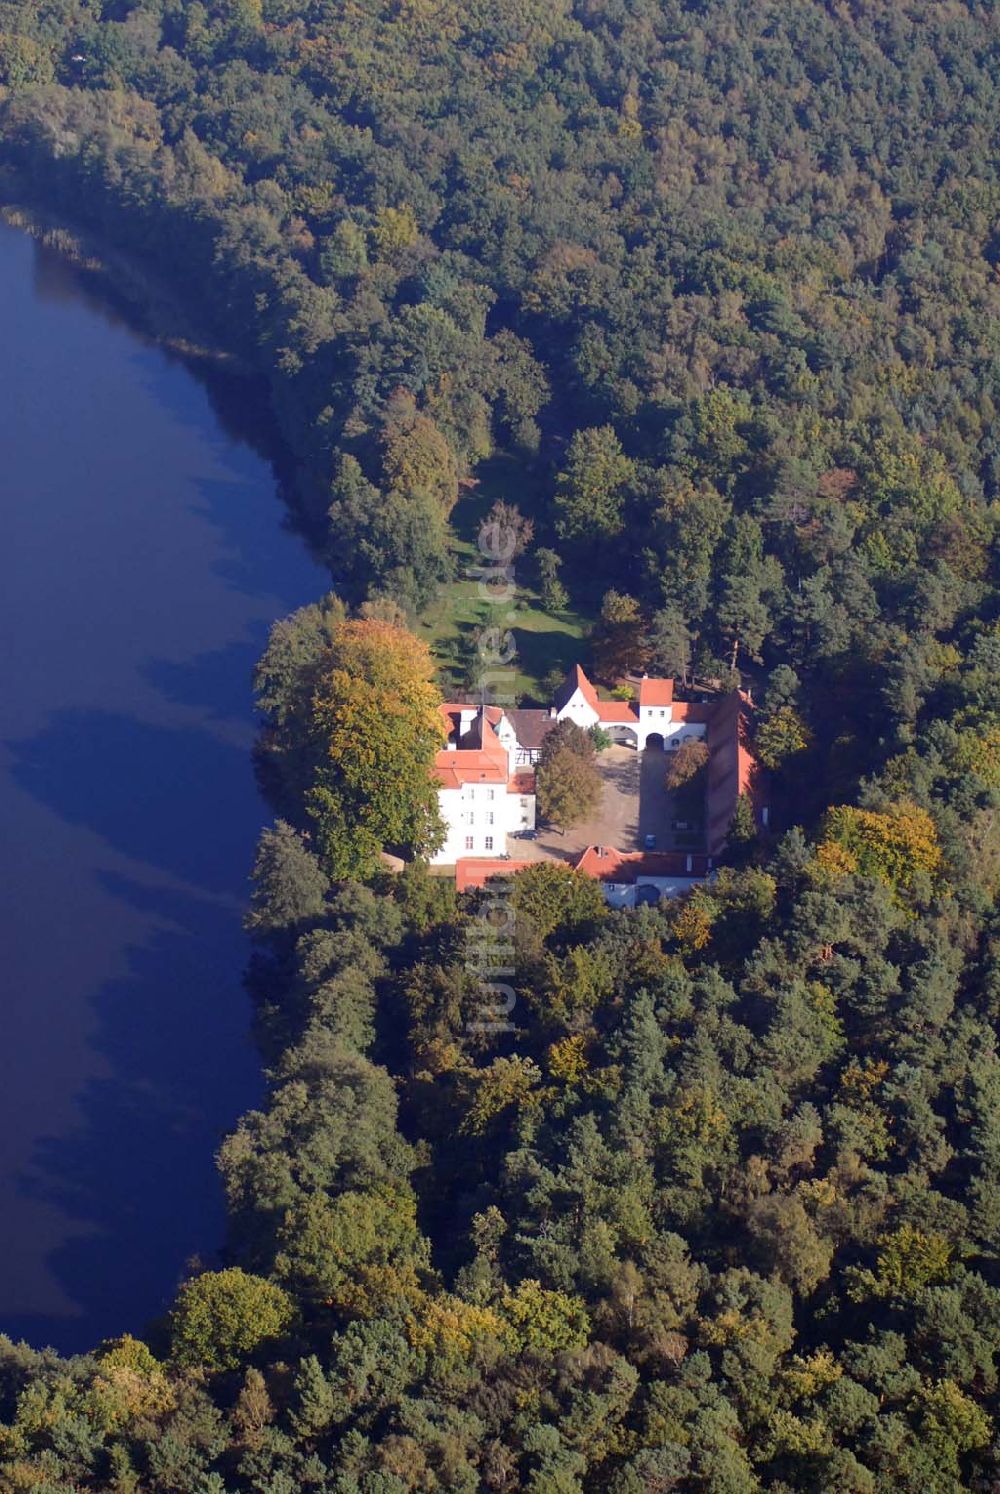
[414,452,589,703]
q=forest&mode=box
[3,0,1000,1488]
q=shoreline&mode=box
[0,188,325,555]
[0,194,238,368]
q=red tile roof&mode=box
[455,847,710,894]
[440,702,504,722]
[705,690,763,855]
[573,845,711,882]
[432,708,510,788]
[552,664,640,724]
[455,859,532,892]
[507,771,536,794]
[440,702,504,742]
[433,756,508,789]
[638,676,675,708]
[595,700,638,723]
[671,700,711,724]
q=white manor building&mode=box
[430,664,714,865]
[431,706,537,864]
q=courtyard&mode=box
[513,744,704,862]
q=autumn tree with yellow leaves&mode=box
[817,800,942,892]
[308,618,445,877]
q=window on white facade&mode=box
[487,812,494,826]
[465,835,474,851]
[487,789,495,801]
[484,836,493,851]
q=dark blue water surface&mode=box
[0,220,322,1352]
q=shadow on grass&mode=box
[423,448,589,700]
[510,624,586,703]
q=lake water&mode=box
[0,220,322,1352]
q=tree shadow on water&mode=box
[8,709,262,897]
[7,875,262,1355]
[189,475,323,610]
[142,636,263,733]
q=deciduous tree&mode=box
[537,744,602,831]
[755,705,811,770]
[536,547,569,611]
[818,801,942,891]
[593,591,648,682]
[555,426,634,546]
[648,604,692,685]
[510,863,607,940]
[666,739,709,791]
[169,1269,293,1373]
[308,619,445,877]
[245,820,330,935]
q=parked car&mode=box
[643,833,656,850]
[514,828,538,841]
[672,820,694,832]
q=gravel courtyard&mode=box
[514,744,677,861]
